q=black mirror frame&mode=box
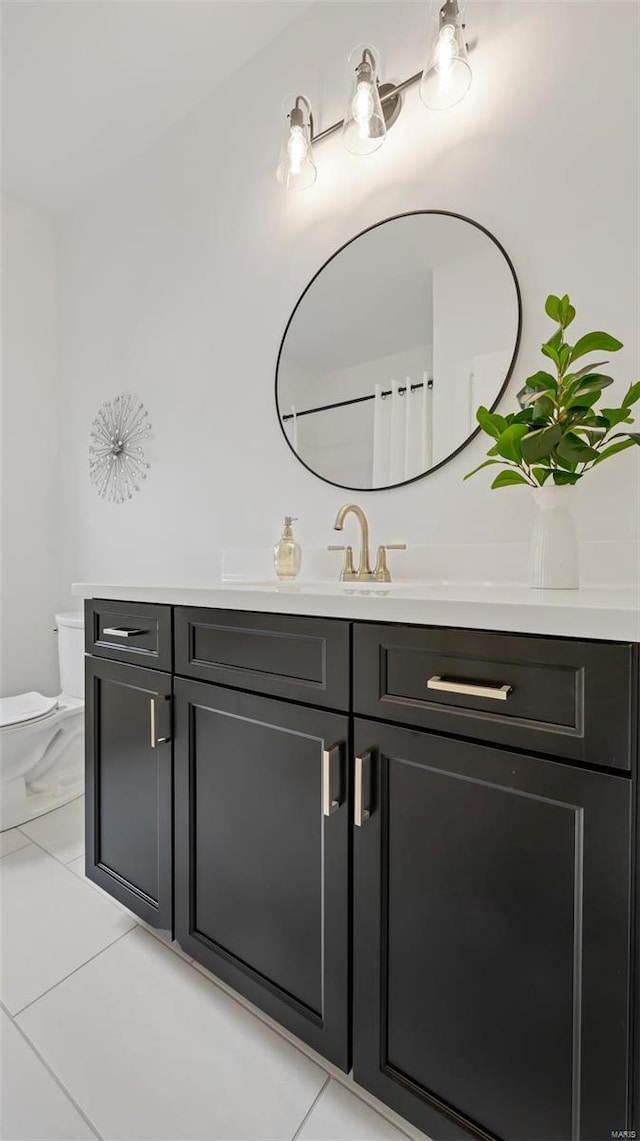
[275,209,522,493]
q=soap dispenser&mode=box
[274,516,301,580]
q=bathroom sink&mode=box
[223,579,417,595]
[223,580,524,598]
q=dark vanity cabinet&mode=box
[84,601,173,930]
[352,720,632,1141]
[172,608,351,1070]
[352,624,637,1141]
[85,600,639,1140]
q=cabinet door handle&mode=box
[102,627,146,638]
[150,695,171,748]
[427,675,512,701]
[322,743,342,817]
[354,751,372,827]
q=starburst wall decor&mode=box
[89,393,151,503]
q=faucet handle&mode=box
[327,544,356,581]
[374,543,407,583]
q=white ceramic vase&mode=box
[529,486,579,589]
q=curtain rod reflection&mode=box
[281,378,433,423]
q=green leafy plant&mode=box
[465,294,640,489]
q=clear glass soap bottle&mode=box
[274,516,302,580]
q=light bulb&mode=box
[277,97,317,191]
[287,124,307,176]
[435,24,458,80]
[352,79,375,140]
[420,1,472,110]
[343,48,387,156]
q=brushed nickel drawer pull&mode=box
[150,696,171,748]
[103,627,146,638]
[322,743,342,817]
[354,751,372,827]
[427,676,512,701]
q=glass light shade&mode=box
[420,21,472,110]
[277,103,316,191]
[342,51,386,155]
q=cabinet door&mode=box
[174,679,350,1070]
[353,719,632,1141]
[85,657,173,931]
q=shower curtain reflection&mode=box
[372,375,431,487]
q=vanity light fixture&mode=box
[276,94,317,191]
[420,0,472,110]
[277,0,472,190]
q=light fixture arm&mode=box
[290,93,312,129]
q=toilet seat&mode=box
[0,692,58,730]
[1,612,85,830]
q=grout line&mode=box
[0,836,31,859]
[188,956,424,1140]
[12,925,135,1018]
[12,830,193,969]
[15,790,84,830]
[63,868,193,966]
[5,809,189,960]
[6,802,422,1138]
[290,1074,331,1141]
[0,999,104,1141]
[12,829,84,868]
[12,802,192,964]
[15,801,84,869]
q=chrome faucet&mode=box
[329,503,406,582]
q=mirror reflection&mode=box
[276,212,521,490]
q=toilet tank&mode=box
[56,612,85,699]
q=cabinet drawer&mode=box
[354,624,636,770]
[175,608,350,710]
[85,599,172,672]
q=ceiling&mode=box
[1,0,310,216]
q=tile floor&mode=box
[1,797,430,1141]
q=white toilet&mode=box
[0,612,85,831]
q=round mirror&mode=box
[276,211,521,491]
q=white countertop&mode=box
[72,580,640,642]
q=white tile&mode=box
[66,853,124,910]
[190,961,428,1141]
[66,856,192,961]
[19,796,85,864]
[0,829,31,858]
[67,853,86,878]
[0,843,135,1013]
[0,1010,96,1140]
[18,926,327,1140]
[298,1080,413,1141]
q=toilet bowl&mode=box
[0,612,85,830]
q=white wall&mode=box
[56,0,640,596]
[1,201,62,695]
